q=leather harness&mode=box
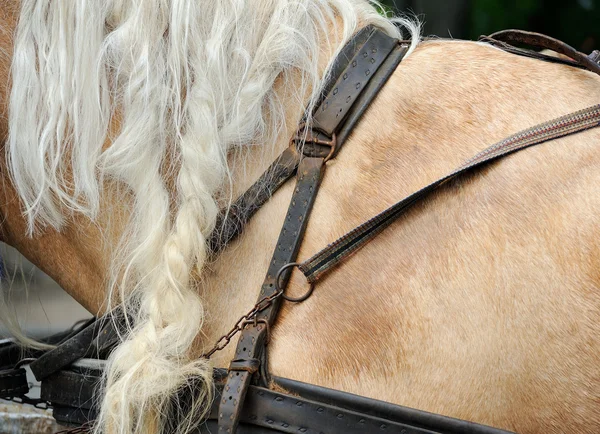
[1,27,600,434]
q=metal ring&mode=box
[275,262,315,303]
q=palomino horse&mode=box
[0,1,599,433]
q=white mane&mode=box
[8,1,419,433]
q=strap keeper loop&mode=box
[229,358,260,374]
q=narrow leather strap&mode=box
[480,30,600,75]
[210,146,300,255]
[298,104,600,283]
[218,156,326,434]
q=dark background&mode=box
[383,0,598,52]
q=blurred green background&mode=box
[382,0,598,52]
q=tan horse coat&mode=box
[1,4,599,433]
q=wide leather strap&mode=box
[0,367,29,397]
[30,313,121,381]
[42,365,514,434]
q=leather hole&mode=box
[355,82,361,89]
[228,396,232,400]
[343,73,348,80]
[332,88,338,95]
[370,58,375,64]
[365,70,370,76]
[372,48,377,53]
[296,401,303,407]
[352,60,357,67]
[267,419,274,424]
[275,397,283,402]
[242,347,246,352]
[363,52,368,57]
[337,414,344,419]
[282,423,289,428]
[359,419,366,424]
[380,424,387,430]
[235,372,239,376]
[317,407,324,413]
[299,429,307,433]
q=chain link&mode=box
[202,289,283,359]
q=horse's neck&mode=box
[199,38,600,368]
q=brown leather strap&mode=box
[210,146,300,254]
[312,29,398,135]
[217,27,406,434]
[218,156,326,433]
[298,104,600,283]
[209,29,408,256]
[480,29,600,75]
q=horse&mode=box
[0,1,599,433]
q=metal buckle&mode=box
[291,123,337,162]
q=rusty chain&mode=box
[202,289,284,359]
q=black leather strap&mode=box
[0,367,29,397]
[42,366,514,434]
[30,311,122,381]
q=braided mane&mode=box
[8,1,418,433]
